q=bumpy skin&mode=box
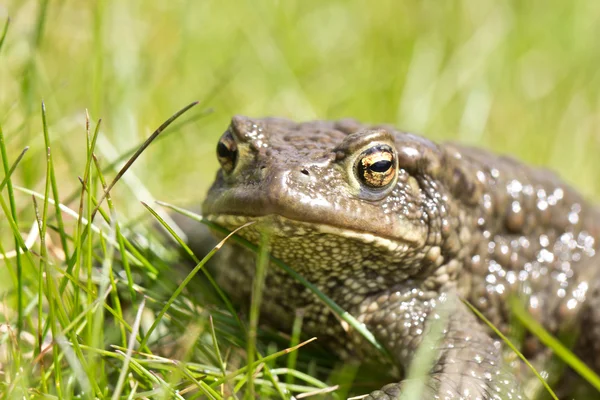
[201,116,600,399]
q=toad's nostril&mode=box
[300,169,309,176]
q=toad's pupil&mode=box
[369,159,392,173]
[217,142,232,158]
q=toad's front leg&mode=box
[357,288,525,400]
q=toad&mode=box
[201,116,600,399]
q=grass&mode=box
[1,0,600,399]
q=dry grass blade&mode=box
[296,385,340,398]
[90,101,199,222]
[112,297,146,400]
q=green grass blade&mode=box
[510,297,600,392]
[38,102,58,393]
[286,310,304,386]
[245,233,270,399]
[0,122,24,341]
[61,115,102,299]
[464,299,558,400]
[40,103,71,258]
[0,147,29,192]
[93,155,135,303]
[208,315,226,376]
[137,210,253,350]
[209,337,317,389]
[33,141,52,391]
[32,195,49,393]
[150,201,245,331]
[160,203,390,358]
[0,16,10,54]
[175,364,221,400]
[118,355,187,400]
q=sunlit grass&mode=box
[1,0,600,398]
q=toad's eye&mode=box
[216,131,238,173]
[355,145,396,188]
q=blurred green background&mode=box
[1,0,599,218]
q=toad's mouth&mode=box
[201,179,429,250]
[204,213,415,253]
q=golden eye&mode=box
[356,145,396,188]
[216,130,238,173]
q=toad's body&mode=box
[201,116,600,399]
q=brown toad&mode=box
[201,116,600,399]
